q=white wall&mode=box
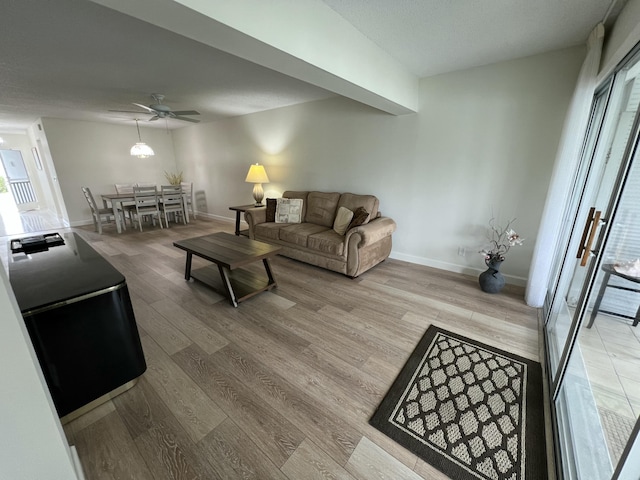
[41,118,179,225]
[0,259,81,479]
[172,47,584,284]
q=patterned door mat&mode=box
[370,326,547,480]
[599,408,636,465]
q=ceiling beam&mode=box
[89,0,419,115]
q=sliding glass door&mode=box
[544,82,614,381]
[544,50,640,479]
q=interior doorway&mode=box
[0,144,65,238]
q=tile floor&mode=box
[578,313,640,465]
[0,192,65,238]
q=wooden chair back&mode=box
[82,186,99,212]
[161,185,184,209]
[181,181,196,218]
[133,185,160,214]
[114,183,135,194]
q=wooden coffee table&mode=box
[173,232,281,307]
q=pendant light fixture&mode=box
[130,119,155,158]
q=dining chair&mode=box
[115,183,135,194]
[82,186,115,234]
[181,181,196,219]
[114,183,136,227]
[131,185,163,232]
[160,185,186,227]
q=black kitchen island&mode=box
[8,231,146,421]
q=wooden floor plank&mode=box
[282,438,357,480]
[197,418,289,480]
[134,414,220,480]
[130,296,193,356]
[140,335,227,443]
[345,436,426,480]
[150,297,229,354]
[212,343,361,465]
[73,411,155,480]
[172,344,305,467]
[111,375,172,440]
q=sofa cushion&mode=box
[265,198,277,222]
[333,206,354,235]
[283,191,309,221]
[308,230,346,257]
[306,192,341,227]
[280,223,328,247]
[276,198,303,223]
[347,206,370,231]
[337,193,379,224]
[255,222,287,241]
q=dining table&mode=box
[101,191,190,233]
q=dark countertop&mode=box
[8,232,125,313]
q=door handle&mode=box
[576,207,602,266]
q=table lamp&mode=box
[245,163,270,206]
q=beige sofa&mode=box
[244,191,396,277]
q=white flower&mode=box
[506,229,524,246]
[481,218,524,262]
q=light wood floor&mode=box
[50,218,541,479]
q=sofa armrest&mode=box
[346,216,397,247]
[244,207,266,239]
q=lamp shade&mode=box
[245,164,269,184]
[130,142,155,158]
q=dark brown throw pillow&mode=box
[347,206,369,231]
[266,198,277,222]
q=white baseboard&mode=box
[70,219,94,227]
[197,212,246,228]
[195,211,234,223]
[70,445,86,480]
[389,251,527,287]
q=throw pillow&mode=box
[266,198,277,222]
[333,206,354,235]
[347,206,370,231]
[275,198,303,223]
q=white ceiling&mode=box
[0,0,621,133]
[322,0,619,78]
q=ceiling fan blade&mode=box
[149,115,160,121]
[108,109,150,114]
[171,110,200,116]
[173,116,200,123]
[132,103,156,113]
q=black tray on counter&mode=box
[10,233,65,254]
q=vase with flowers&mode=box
[478,218,524,293]
[164,170,183,186]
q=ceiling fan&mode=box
[110,93,200,123]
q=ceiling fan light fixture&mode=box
[110,93,201,123]
[130,119,155,158]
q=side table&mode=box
[229,204,259,236]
